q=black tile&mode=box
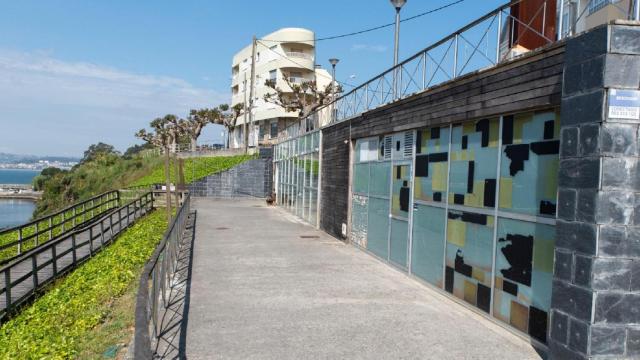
[477,283,491,314]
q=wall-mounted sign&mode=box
[608,89,640,120]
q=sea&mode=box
[0,169,40,229]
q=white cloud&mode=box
[0,49,227,156]
[351,44,388,53]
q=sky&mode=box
[0,0,505,157]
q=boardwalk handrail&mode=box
[134,192,191,359]
[0,190,120,259]
[0,192,154,322]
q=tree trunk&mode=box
[190,137,198,152]
[173,154,180,210]
[163,148,172,223]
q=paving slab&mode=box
[186,198,542,360]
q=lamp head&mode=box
[329,58,340,67]
[390,0,406,10]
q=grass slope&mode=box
[130,154,255,187]
[0,210,167,359]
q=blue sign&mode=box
[608,89,640,120]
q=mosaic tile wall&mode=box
[351,110,559,343]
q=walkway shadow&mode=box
[153,211,197,359]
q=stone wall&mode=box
[550,23,640,360]
[188,159,272,198]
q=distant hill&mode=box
[0,153,80,164]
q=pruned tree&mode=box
[135,114,183,221]
[179,108,222,152]
[263,76,341,120]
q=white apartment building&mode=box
[561,0,636,37]
[229,28,332,148]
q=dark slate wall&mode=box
[550,24,640,360]
[189,159,271,198]
[319,42,565,243]
[320,121,350,240]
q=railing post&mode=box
[35,221,39,247]
[365,83,369,111]
[52,245,57,276]
[89,227,94,256]
[496,10,503,63]
[5,269,11,311]
[422,52,427,90]
[557,0,564,40]
[100,219,105,247]
[48,217,52,241]
[541,1,547,37]
[71,234,77,264]
[17,228,22,255]
[62,212,65,232]
[31,256,38,291]
[72,207,76,228]
[453,34,459,78]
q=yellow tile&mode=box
[450,152,459,161]
[486,215,495,227]
[533,238,555,273]
[489,118,499,147]
[414,178,424,201]
[464,280,478,305]
[472,268,485,283]
[513,113,533,144]
[510,301,529,333]
[460,150,467,161]
[432,163,447,191]
[447,219,466,247]
[499,177,513,209]
[463,122,475,135]
[544,159,559,199]
[495,276,504,290]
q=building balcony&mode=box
[285,51,313,60]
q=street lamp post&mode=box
[390,0,407,100]
[329,58,339,123]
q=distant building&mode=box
[229,28,332,148]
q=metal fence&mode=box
[134,192,191,359]
[329,1,555,124]
[0,190,120,262]
[0,191,153,321]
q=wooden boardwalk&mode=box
[0,193,153,320]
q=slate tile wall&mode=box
[550,24,640,360]
[188,158,271,199]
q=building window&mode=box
[588,0,618,15]
[270,121,278,139]
[289,71,303,83]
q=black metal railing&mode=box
[0,190,120,261]
[134,192,191,359]
[0,192,154,322]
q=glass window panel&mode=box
[308,189,317,225]
[445,210,495,314]
[415,126,450,203]
[353,163,370,194]
[351,195,368,248]
[499,111,559,217]
[367,197,390,259]
[391,164,411,218]
[390,218,409,269]
[493,218,555,343]
[448,118,499,209]
[411,205,446,287]
[369,161,391,198]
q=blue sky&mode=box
[0,0,504,156]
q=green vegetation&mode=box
[0,210,167,359]
[131,154,255,187]
[32,149,163,218]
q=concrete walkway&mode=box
[185,198,542,360]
